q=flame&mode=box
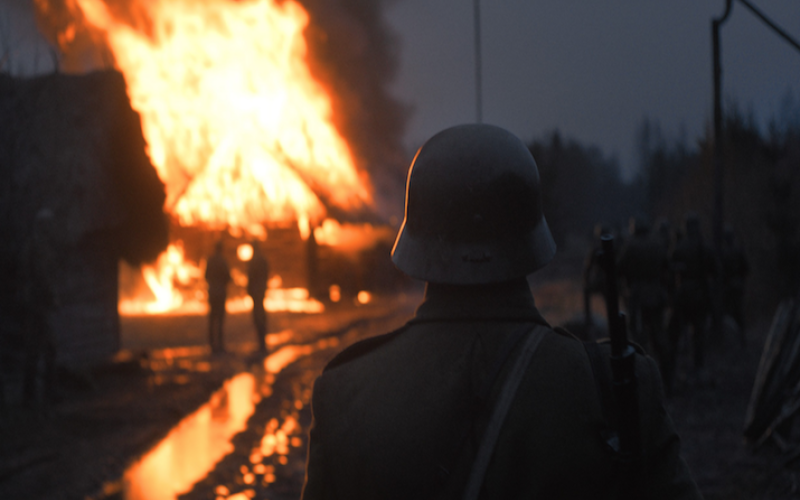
[62,0,371,234]
[119,242,206,315]
[314,218,394,252]
[42,0,379,315]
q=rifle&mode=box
[599,235,644,499]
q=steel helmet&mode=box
[391,124,556,284]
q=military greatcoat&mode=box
[301,279,702,500]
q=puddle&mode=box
[121,373,258,500]
[115,334,332,500]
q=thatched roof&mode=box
[0,69,167,264]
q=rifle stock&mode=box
[600,235,644,499]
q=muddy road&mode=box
[0,278,795,499]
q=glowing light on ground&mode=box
[122,373,256,500]
[120,262,324,316]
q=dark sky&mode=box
[385,0,800,177]
[4,0,799,178]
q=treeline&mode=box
[527,95,800,317]
[527,131,639,249]
[636,100,800,315]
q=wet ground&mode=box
[0,293,420,500]
[1,278,798,499]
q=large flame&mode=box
[63,0,371,236]
[40,0,377,315]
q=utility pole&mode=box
[712,0,800,252]
[712,0,732,253]
[474,0,482,123]
[711,0,800,341]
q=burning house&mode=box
[1,0,410,367]
[0,69,168,368]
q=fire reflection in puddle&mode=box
[119,335,333,500]
[122,373,257,500]
[264,337,339,373]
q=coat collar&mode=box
[411,278,549,324]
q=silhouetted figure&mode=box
[583,224,610,334]
[618,216,672,388]
[247,241,269,353]
[205,241,230,353]
[20,208,59,407]
[301,125,701,500]
[306,229,320,300]
[656,218,673,254]
[670,213,716,377]
[721,227,749,343]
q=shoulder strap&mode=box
[583,340,621,454]
[461,324,548,500]
[584,341,615,428]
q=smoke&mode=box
[0,0,58,75]
[31,0,410,222]
[300,0,410,221]
[303,0,410,222]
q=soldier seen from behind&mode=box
[617,216,671,385]
[247,240,270,353]
[205,240,231,353]
[670,213,717,381]
[301,124,701,500]
[720,227,749,345]
[582,223,610,336]
[19,208,60,408]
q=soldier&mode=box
[247,240,269,353]
[301,125,701,500]
[582,223,610,335]
[656,218,673,254]
[205,241,230,353]
[617,216,672,389]
[670,213,716,378]
[720,227,748,343]
[19,208,60,407]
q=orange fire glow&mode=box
[119,242,206,315]
[42,0,378,315]
[64,0,371,236]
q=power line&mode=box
[737,0,800,54]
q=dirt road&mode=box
[1,278,794,499]
[0,293,419,500]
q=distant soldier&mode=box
[720,227,749,342]
[19,208,60,407]
[656,218,673,254]
[247,240,269,353]
[617,216,671,381]
[655,217,677,314]
[205,241,231,353]
[671,213,716,376]
[582,224,610,334]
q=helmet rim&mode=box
[391,124,556,284]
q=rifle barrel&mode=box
[600,235,625,356]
